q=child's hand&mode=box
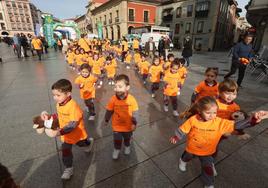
[252,111,268,123]
[41,111,49,121]
[238,133,251,140]
[56,129,61,137]
[169,136,179,144]
[80,83,84,88]
[132,124,136,131]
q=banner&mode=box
[43,15,54,47]
[97,21,103,39]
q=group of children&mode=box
[37,39,268,188]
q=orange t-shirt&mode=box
[139,60,150,74]
[106,94,139,132]
[163,61,171,74]
[179,115,234,156]
[75,54,88,66]
[216,99,240,120]
[122,41,129,52]
[179,66,187,85]
[92,59,102,75]
[149,65,163,83]
[99,57,106,67]
[104,60,117,78]
[75,75,97,99]
[134,53,141,64]
[163,70,182,96]
[31,39,42,50]
[133,39,139,49]
[195,81,219,101]
[57,99,88,144]
[125,54,132,64]
[66,52,75,64]
[78,38,90,52]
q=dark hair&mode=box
[205,67,219,76]
[51,79,72,93]
[171,58,181,68]
[152,55,159,65]
[0,163,19,188]
[106,56,112,61]
[115,74,130,86]
[219,79,238,93]
[80,63,91,72]
[180,96,218,119]
[167,53,174,59]
[141,53,147,58]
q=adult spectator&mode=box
[41,36,49,54]
[78,34,91,53]
[182,36,193,67]
[158,36,165,57]
[57,38,63,52]
[224,33,254,87]
[145,37,156,59]
[13,34,21,58]
[62,35,69,54]
[20,33,29,57]
[27,34,35,56]
[164,36,171,60]
[31,35,43,61]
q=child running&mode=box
[41,79,94,180]
[125,51,132,69]
[148,55,163,98]
[191,67,219,103]
[104,56,117,85]
[90,53,103,88]
[163,58,182,116]
[102,74,139,160]
[139,53,150,84]
[75,63,97,120]
[170,96,268,188]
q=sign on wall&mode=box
[43,15,54,47]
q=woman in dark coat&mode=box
[182,36,193,67]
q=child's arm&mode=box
[191,92,198,103]
[59,121,79,135]
[131,110,139,130]
[170,119,192,144]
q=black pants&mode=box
[224,60,247,86]
[151,82,160,94]
[142,74,148,82]
[62,139,92,168]
[85,98,95,116]
[22,46,28,57]
[36,49,42,60]
[164,95,178,110]
[121,51,127,62]
[113,132,132,150]
[181,151,214,186]
[16,45,21,58]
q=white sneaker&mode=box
[97,85,102,88]
[204,185,214,188]
[177,91,181,96]
[164,105,169,112]
[111,81,115,85]
[61,167,73,180]
[151,93,155,98]
[72,67,76,70]
[84,138,94,153]
[112,149,120,160]
[179,158,187,172]
[124,146,131,155]
[126,66,130,69]
[212,164,217,176]
[173,110,179,116]
[85,108,89,113]
[88,115,95,121]
[99,81,103,86]
[143,81,146,85]
[108,81,111,85]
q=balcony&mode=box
[195,1,210,18]
[162,14,173,22]
[115,17,119,23]
[195,10,209,18]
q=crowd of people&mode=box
[0,32,267,188]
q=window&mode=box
[0,13,3,20]
[1,23,6,30]
[116,10,119,18]
[128,9,134,21]
[196,1,209,11]
[104,15,107,22]
[12,2,16,8]
[175,24,180,34]
[197,21,204,33]
[187,5,193,17]
[176,7,181,18]
[109,12,112,23]
[144,10,149,22]
[185,22,191,33]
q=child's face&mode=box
[160,56,164,60]
[52,89,71,104]
[114,80,130,97]
[154,59,160,66]
[170,65,179,73]
[169,57,174,62]
[80,50,85,54]
[200,104,218,121]
[205,71,217,83]
[93,55,99,60]
[220,91,237,103]
[81,68,90,78]
[106,60,111,64]
[141,56,146,61]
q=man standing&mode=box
[20,33,29,57]
[182,36,193,67]
[164,36,170,60]
[145,37,156,59]
[224,33,254,87]
[121,37,128,62]
[158,36,165,57]
[31,36,43,61]
[13,34,21,58]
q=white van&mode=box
[140,33,173,50]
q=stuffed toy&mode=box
[231,110,251,140]
[240,57,250,65]
[32,114,60,137]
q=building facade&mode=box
[75,14,87,35]
[156,0,239,51]
[89,0,159,40]
[30,3,42,35]
[246,0,268,51]
[0,0,34,36]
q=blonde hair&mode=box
[219,79,238,93]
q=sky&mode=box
[30,0,249,19]
[30,0,88,19]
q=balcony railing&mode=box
[162,14,173,22]
[109,19,112,24]
[195,10,209,18]
[115,17,119,23]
